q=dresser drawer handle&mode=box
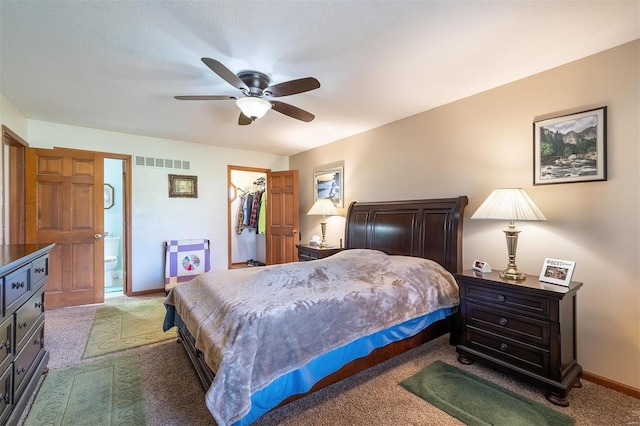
[497,295,506,302]
[499,317,508,326]
[16,366,26,375]
[35,267,46,273]
[0,340,10,351]
[35,301,44,309]
[12,281,25,289]
[499,343,508,352]
[0,393,7,404]
[34,337,44,346]
[18,321,28,329]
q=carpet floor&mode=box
[18,294,640,425]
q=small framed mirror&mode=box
[104,184,114,209]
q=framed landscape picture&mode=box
[314,166,343,208]
[533,106,607,185]
[169,174,198,198]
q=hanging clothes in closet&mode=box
[235,177,266,235]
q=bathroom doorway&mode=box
[104,157,129,296]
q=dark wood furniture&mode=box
[296,244,343,261]
[0,244,53,424]
[455,270,583,406]
[175,196,468,413]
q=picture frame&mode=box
[169,174,198,198]
[314,166,343,208]
[539,258,576,287]
[471,259,492,273]
[533,106,607,185]
[103,184,114,209]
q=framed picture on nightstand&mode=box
[539,258,575,286]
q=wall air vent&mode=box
[134,155,191,170]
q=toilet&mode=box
[104,235,120,287]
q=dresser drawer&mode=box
[465,327,550,376]
[31,256,49,291]
[4,265,30,315]
[0,316,12,372]
[14,288,45,354]
[13,320,44,403]
[465,301,550,347]
[0,367,11,424]
[463,281,550,319]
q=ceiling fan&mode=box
[175,58,320,125]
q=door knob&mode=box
[291,229,298,234]
[94,234,103,239]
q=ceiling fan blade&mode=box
[238,112,253,126]
[270,101,315,122]
[265,77,320,97]
[174,95,236,100]
[201,58,249,92]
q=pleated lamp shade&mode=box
[471,189,546,221]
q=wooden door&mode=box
[26,148,104,309]
[266,170,299,265]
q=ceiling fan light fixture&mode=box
[236,97,272,120]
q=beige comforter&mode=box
[164,249,459,425]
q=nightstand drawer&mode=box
[296,245,343,262]
[465,327,550,376]
[299,251,319,261]
[463,282,550,319]
[465,302,550,347]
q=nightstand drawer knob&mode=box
[499,343,508,352]
[497,295,506,302]
[499,317,508,326]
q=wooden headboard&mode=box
[344,196,468,273]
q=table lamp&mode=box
[471,188,546,280]
[307,198,338,248]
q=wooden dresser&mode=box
[0,244,53,425]
[455,270,583,406]
[295,244,344,262]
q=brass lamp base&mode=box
[320,221,328,248]
[500,268,527,280]
[501,222,527,281]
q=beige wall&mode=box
[291,40,640,388]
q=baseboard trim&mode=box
[582,370,640,399]
[129,288,165,296]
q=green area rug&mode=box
[400,360,574,426]
[83,298,177,359]
[25,354,145,425]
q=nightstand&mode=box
[296,244,344,262]
[454,270,583,406]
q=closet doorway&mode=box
[228,166,269,269]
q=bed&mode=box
[163,196,468,425]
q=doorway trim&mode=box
[227,165,270,269]
[104,152,133,295]
[2,125,28,244]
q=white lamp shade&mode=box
[235,97,272,119]
[307,198,338,217]
[471,188,546,221]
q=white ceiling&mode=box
[1,1,638,156]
